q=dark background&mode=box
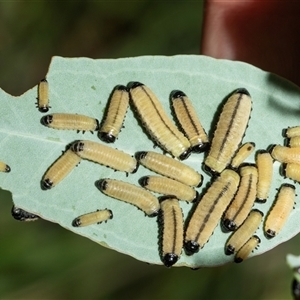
[0,2,297,299]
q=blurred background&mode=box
[0,1,298,299]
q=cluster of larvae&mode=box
[10,79,297,267]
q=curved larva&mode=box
[204,88,252,174]
[72,209,113,227]
[223,164,258,231]
[71,140,138,173]
[128,82,191,160]
[256,150,273,203]
[99,85,129,143]
[136,151,202,187]
[11,206,39,222]
[234,235,260,263]
[41,149,81,190]
[0,160,10,173]
[264,183,295,238]
[270,144,300,164]
[96,178,160,217]
[41,113,99,132]
[284,126,300,138]
[225,209,263,255]
[139,175,198,202]
[158,196,184,267]
[230,142,256,169]
[283,163,300,182]
[170,90,209,153]
[37,78,50,113]
[184,169,240,255]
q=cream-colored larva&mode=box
[225,209,263,255]
[42,113,99,132]
[264,183,295,238]
[71,140,138,174]
[139,175,198,202]
[256,150,273,203]
[184,169,240,255]
[0,160,10,173]
[37,78,50,113]
[99,85,129,143]
[128,82,191,160]
[204,88,252,174]
[170,90,209,153]
[136,151,202,187]
[158,196,184,267]
[230,142,256,169]
[72,209,113,227]
[11,206,39,222]
[234,235,261,263]
[223,164,258,231]
[41,149,81,190]
[96,178,160,217]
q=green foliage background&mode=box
[0,1,297,299]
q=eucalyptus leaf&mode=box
[1,55,300,268]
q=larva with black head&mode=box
[283,163,300,182]
[170,90,209,153]
[96,178,160,217]
[204,88,252,174]
[256,150,273,203]
[270,144,300,164]
[284,126,300,138]
[37,78,50,113]
[136,150,202,187]
[225,209,263,255]
[11,206,39,222]
[72,209,113,227]
[264,183,295,238]
[158,195,184,267]
[0,161,10,173]
[234,235,261,263]
[184,169,240,255]
[41,113,99,133]
[128,82,191,160]
[230,142,256,170]
[41,149,81,190]
[71,140,138,174]
[223,164,258,231]
[139,175,198,202]
[98,85,129,143]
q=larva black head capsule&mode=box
[235,88,250,96]
[163,253,179,268]
[178,148,192,161]
[41,178,53,190]
[138,176,150,187]
[71,141,84,153]
[115,84,128,91]
[222,219,237,232]
[98,132,116,143]
[292,279,300,300]
[135,151,148,161]
[39,106,49,112]
[5,165,11,173]
[265,229,276,239]
[72,218,81,227]
[41,115,53,125]
[96,179,108,191]
[184,240,200,255]
[225,244,235,255]
[127,81,144,90]
[170,90,187,99]
[191,142,210,153]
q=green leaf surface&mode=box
[1,55,300,268]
